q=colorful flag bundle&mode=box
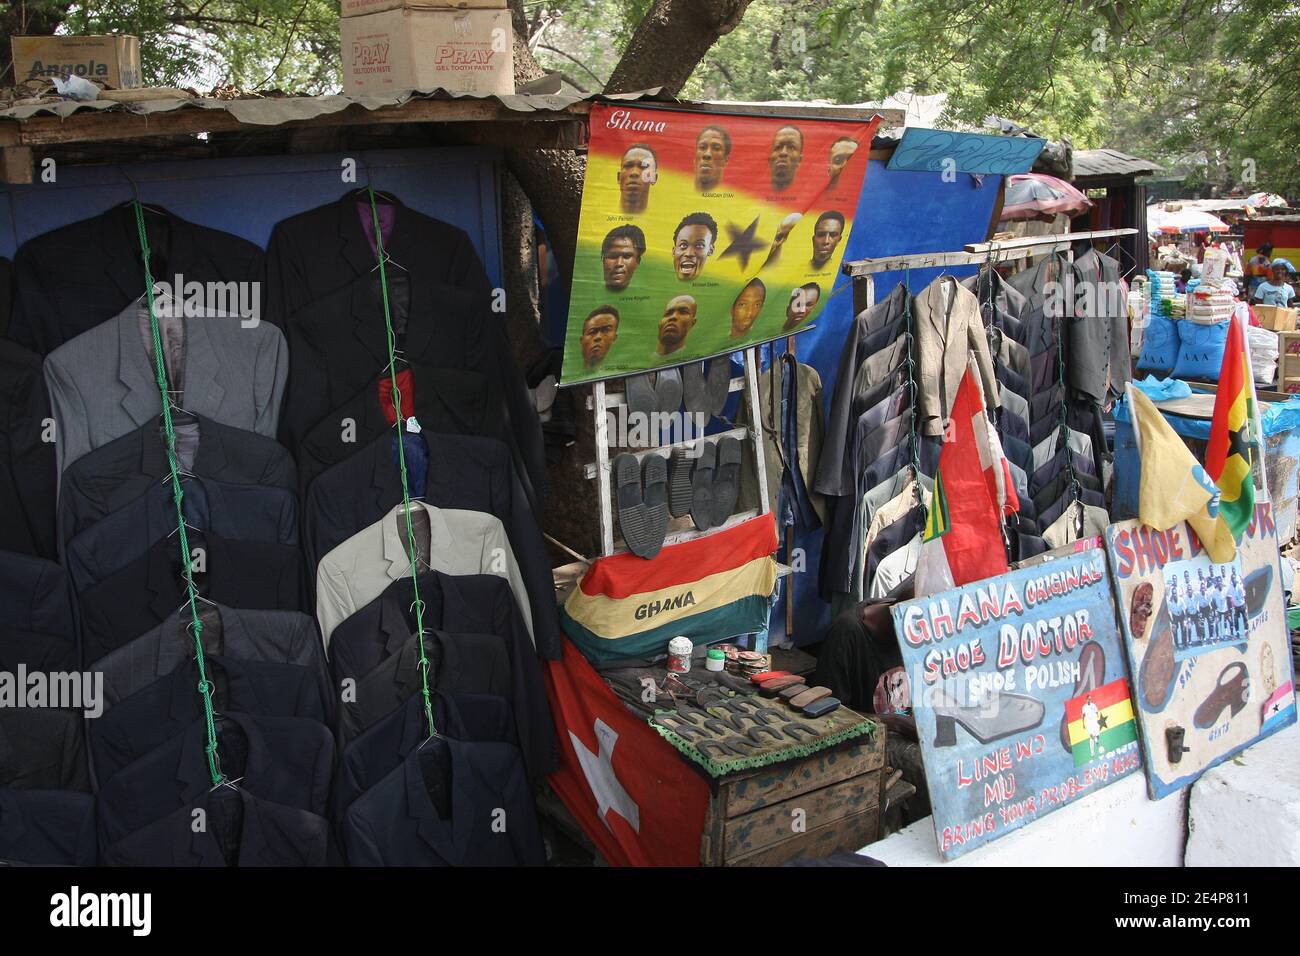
[1205,315,1256,541]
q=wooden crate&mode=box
[1278,331,1300,393]
[700,726,887,866]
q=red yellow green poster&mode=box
[561,104,881,384]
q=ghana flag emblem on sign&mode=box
[1065,677,1138,767]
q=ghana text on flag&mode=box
[561,105,881,383]
[1065,676,1138,766]
[1205,315,1256,540]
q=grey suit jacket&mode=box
[1071,249,1129,403]
[913,277,998,437]
[315,500,533,650]
[43,300,287,477]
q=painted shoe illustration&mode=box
[1060,642,1106,752]
[1139,594,1179,713]
[1193,662,1251,729]
[1129,582,1154,639]
[1245,566,1273,619]
[931,690,1045,747]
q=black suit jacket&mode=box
[330,571,554,776]
[0,789,96,866]
[77,532,305,665]
[92,605,330,725]
[0,340,56,558]
[59,415,296,548]
[90,653,330,786]
[818,283,913,497]
[339,630,512,746]
[0,551,76,673]
[103,787,330,867]
[96,712,334,854]
[305,430,559,659]
[67,479,298,593]
[9,203,265,356]
[265,194,546,511]
[335,691,515,819]
[342,737,544,866]
[0,708,89,791]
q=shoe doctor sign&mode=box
[891,550,1140,860]
[560,104,880,384]
[1105,503,1297,800]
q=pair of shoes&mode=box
[625,369,683,417]
[614,452,669,559]
[681,359,732,418]
[670,436,742,531]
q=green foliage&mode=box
[60,1,339,92]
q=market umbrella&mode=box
[1147,206,1230,236]
[1000,173,1093,221]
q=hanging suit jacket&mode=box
[337,630,513,746]
[328,571,554,776]
[342,737,544,866]
[817,283,912,497]
[103,787,331,867]
[0,708,89,791]
[43,304,288,477]
[9,203,265,356]
[913,276,999,437]
[77,532,305,665]
[58,415,296,548]
[315,500,532,649]
[91,606,330,726]
[0,550,76,674]
[736,358,827,523]
[265,193,546,512]
[67,479,298,593]
[96,712,334,854]
[335,692,515,818]
[0,789,97,866]
[295,366,491,497]
[1008,253,1071,358]
[304,430,558,659]
[90,654,331,786]
[0,340,56,558]
[1071,248,1130,404]
[963,269,1030,346]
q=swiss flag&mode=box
[544,637,710,866]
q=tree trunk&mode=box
[1,2,75,86]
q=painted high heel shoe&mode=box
[1060,642,1106,751]
[931,690,1045,747]
[1193,662,1252,729]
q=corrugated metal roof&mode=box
[0,87,666,124]
[1072,147,1160,179]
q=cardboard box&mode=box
[1256,305,1298,332]
[341,8,514,97]
[342,0,505,18]
[11,34,141,89]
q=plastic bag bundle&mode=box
[1249,326,1280,385]
[1146,269,1178,317]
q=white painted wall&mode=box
[1185,719,1300,867]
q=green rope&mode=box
[367,186,437,740]
[132,200,222,787]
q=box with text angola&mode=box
[12,34,141,89]
[340,8,514,97]
[341,0,505,19]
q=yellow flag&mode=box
[1127,384,1236,562]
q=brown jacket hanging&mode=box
[912,276,999,437]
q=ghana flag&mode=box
[561,104,881,384]
[1065,677,1138,767]
[1206,315,1256,540]
[561,513,778,663]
